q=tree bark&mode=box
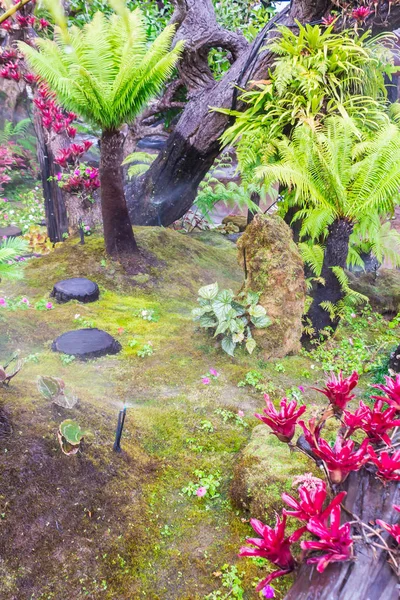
[306,218,353,336]
[100,130,138,257]
[127,0,400,227]
[284,467,400,600]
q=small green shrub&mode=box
[192,282,271,356]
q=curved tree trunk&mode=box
[100,130,138,257]
[306,218,353,337]
[127,0,400,227]
[284,468,400,600]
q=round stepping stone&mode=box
[0,225,22,239]
[50,277,99,304]
[52,328,121,360]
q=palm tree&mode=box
[257,117,400,336]
[19,6,183,257]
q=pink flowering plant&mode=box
[181,470,221,500]
[239,371,400,591]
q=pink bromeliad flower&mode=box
[300,423,370,484]
[352,6,372,21]
[301,505,353,572]
[239,514,306,591]
[312,371,358,412]
[376,505,400,543]
[255,395,306,443]
[368,447,400,482]
[282,477,346,523]
[372,375,400,411]
[344,400,400,446]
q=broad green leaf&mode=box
[232,332,245,343]
[199,314,218,328]
[221,335,237,357]
[192,306,209,319]
[214,320,230,336]
[212,289,234,320]
[246,291,260,306]
[231,300,246,316]
[251,314,272,329]
[59,419,89,445]
[246,338,257,354]
[37,375,65,400]
[228,319,240,334]
[198,282,219,300]
[248,305,267,319]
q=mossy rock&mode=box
[347,269,400,315]
[238,214,306,359]
[230,424,318,520]
[222,215,248,232]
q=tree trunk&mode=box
[100,130,138,257]
[284,468,400,600]
[306,218,353,336]
[127,0,400,227]
[33,109,69,243]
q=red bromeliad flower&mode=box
[255,395,306,443]
[282,476,346,523]
[312,371,358,413]
[376,505,400,543]
[372,375,400,411]
[362,400,400,446]
[239,514,306,590]
[343,401,370,436]
[368,447,400,481]
[301,505,353,572]
[322,14,335,26]
[1,20,12,32]
[352,6,372,21]
[344,400,400,446]
[300,423,370,483]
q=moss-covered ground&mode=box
[0,227,397,599]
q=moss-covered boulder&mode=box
[238,214,306,358]
[347,268,400,315]
[222,215,248,232]
[230,424,315,520]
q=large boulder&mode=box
[230,425,314,520]
[237,214,306,358]
[347,268,400,316]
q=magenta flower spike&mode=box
[368,447,400,481]
[255,395,306,443]
[282,477,346,523]
[372,375,400,411]
[239,514,306,591]
[301,505,353,572]
[312,371,359,412]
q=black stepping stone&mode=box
[50,277,99,304]
[52,328,121,360]
[0,225,22,238]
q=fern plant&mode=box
[219,23,394,183]
[256,117,400,337]
[19,3,183,257]
[0,236,28,281]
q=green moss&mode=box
[0,227,329,599]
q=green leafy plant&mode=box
[0,236,28,281]
[137,343,154,358]
[37,375,78,408]
[214,408,248,428]
[192,282,271,356]
[181,470,221,500]
[20,3,183,257]
[204,564,245,600]
[58,419,90,455]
